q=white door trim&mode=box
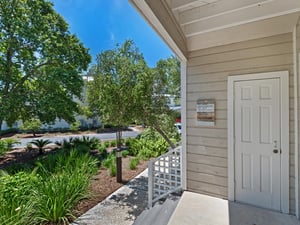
[228,71,289,213]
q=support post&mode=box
[116,149,122,183]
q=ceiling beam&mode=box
[183,0,300,37]
[179,0,272,25]
[187,12,300,51]
[171,0,203,11]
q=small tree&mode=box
[20,119,42,137]
[87,40,149,147]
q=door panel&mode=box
[234,78,281,211]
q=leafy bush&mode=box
[122,150,129,158]
[109,163,116,177]
[0,138,20,156]
[129,157,140,170]
[72,136,100,150]
[98,145,108,159]
[102,153,116,169]
[110,139,117,147]
[127,128,169,159]
[69,120,81,132]
[4,138,20,150]
[125,137,134,147]
[25,143,33,152]
[104,141,110,148]
[19,119,42,137]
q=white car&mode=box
[174,123,182,135]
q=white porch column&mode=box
[180,60,187,190]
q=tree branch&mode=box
[11,61,55,92]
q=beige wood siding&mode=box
[296,23,300,217]
[186,33,295,213]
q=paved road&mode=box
[14,130,140,148]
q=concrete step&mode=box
[133,195,181,225]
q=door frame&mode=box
[228,71,289,213]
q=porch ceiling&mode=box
[130,0,300,59]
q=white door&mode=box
[234,78,281,211]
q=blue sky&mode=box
[51,0,173,67]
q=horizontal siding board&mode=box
[187,91,227,101]
[187,153,227,167]
[187,180,228,197]
[188,54,293,75]
[187,188,227,199]
[188,42,292,66]
[187,127,227,139]
[187,81,227,93]
[187,136,227,148]
[187,65,293,83]
[187,162,227,177]
[188,33,292,58]
[188,145,227,158]
[188,171,227,186]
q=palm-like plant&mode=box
[30,139,52,155]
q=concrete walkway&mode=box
[168,192,300,225]
[71,170,149,225]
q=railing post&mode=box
[148,160,153,208]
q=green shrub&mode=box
[4,138,20,150]
[122,150,129,158]
[129,157,140,170]
[30,139,52,155]
[33,172,90,224]
[102,153,116,169]
[109,163,116,177]
[0,171,39,225]
[25,143,33,152]
[73,136,100,150]
[104,141,110,148]
[110,139,117,147]
[69,120,81,132]
[125,137,134,147]
[127,129,169,159]
[0,138,21,156]
[0,144,99,225]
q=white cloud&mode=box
[110,32,115,41]
[112,0,124,11]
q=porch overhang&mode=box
[129,0,300,58]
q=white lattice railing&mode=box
[148,146,182,208]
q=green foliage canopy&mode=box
[87,40,180,148]
[87,40,149,129]
[0,0,91,131]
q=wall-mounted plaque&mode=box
[197,99,216,126]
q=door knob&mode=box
[273,149,278,154]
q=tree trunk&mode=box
[116,126,122,148]
[153,126,176,149]
[0,119,3,139]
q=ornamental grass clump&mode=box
[0,148,98,225]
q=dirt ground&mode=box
[0,146,148,222]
